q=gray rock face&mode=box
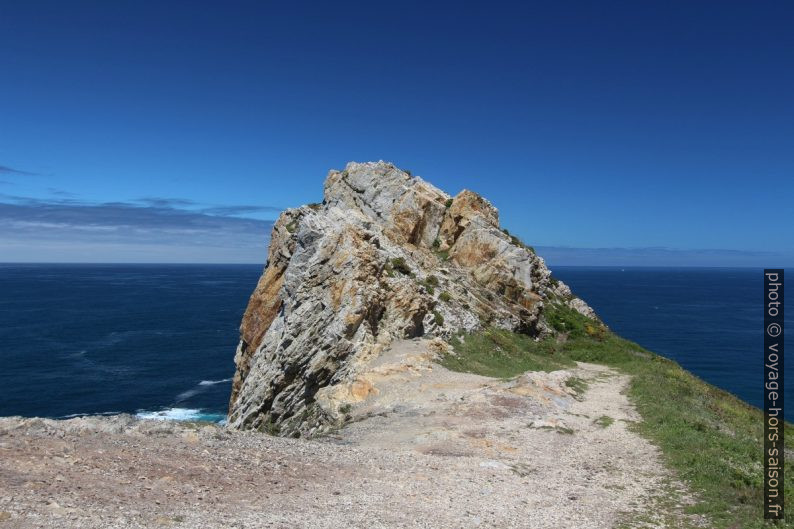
[227,161,596,435]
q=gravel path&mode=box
[0,349,700,528]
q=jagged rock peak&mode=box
[227,161,596,436]
[323,162,505,248]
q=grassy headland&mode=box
[441,303,793,528]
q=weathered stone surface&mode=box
[438,189,499,249]
[228,161,596,435]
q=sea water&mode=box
[0,264,789,421]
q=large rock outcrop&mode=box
[228,161,596,435]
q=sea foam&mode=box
[136,407,226,423]
[199,378,232,386]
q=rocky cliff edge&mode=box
[228,161,596,435]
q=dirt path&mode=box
[0,340,700,528]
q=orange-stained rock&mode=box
[439,189,499,249]
[228,161,597,436]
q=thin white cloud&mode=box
[0,196,275,263]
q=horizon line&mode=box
[0,261,778,269]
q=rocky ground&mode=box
[0,340,701,529]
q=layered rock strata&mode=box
[228,161,595,435]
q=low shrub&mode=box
[390,257,411,275]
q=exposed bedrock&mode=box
[228,161,596,435]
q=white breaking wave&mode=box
[198,378,233,386]
[59,411,120,419]
[136,407,203,421]
[135,407,225,423]
[175,378,233,402]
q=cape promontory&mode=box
[228,161,596,436]
[0,163,776,528]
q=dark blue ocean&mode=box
[0,264,790,421]
[0,264,263,423]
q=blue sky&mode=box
[1,1,792,265]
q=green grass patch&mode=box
[538,425,575,435]
[594,415,615,428]
[418,275,440,295]
[441,327,575,378]
[564,376,588,400]
[390,257,411,276]
[442,302,794,527]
